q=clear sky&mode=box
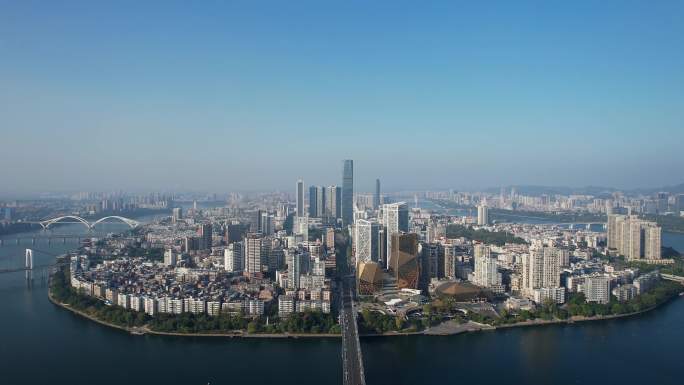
[1,1,683,194]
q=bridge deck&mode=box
[341,277,366,385]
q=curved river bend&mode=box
[1,218,683,385]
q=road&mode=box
[340,275,366,385]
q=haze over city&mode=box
[2,1,683,194]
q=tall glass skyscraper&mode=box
[342,159,354,226]
[373,178,381,210]
[296,179,304,217]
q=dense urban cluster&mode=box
[39,160,684,334]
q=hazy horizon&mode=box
[2,1,683,194]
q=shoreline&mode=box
[48,286,682,339]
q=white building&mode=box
[522,243,562,303]
[354,219,373,265]
[583,276,611,304]
[144,297,158,316]
[278,295,296,317]
[224,242,244,273]
[477,204,489,226]
[244,299,264,316]
[381,202,408,269]
[164,249,177,267]
[472,244,501,288]
[207,301,221,316]
[533,287,566,304]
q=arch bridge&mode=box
[38,215,140,230]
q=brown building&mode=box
[357,261,383,295]
[391,232,420,290]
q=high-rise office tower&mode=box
[357,261,383,295]
[392,232,419,289]
[295,216,309,242]
[308,186,327,218]
[422,242,444,280]
[296,179,304,217]
[199,223,212,249]
[316,187,326,217]
[308,186,318,217]
[342,160,354,226]
[382,202,409,269]
[477,204,489,226]
[374,179,381,210]
[354,219,373,265]
[171,207,182,224]
[260,212,274,235]
[326,185,342,220]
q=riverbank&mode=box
[49,283,683,339]
[48,285,344,338]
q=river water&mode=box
[1,213,683,384]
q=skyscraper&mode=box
[325,185,342,220]
[354,219,372,265]
[308,186,326,218]
[472,244,501,288]
[477,204,489,226]
[373,178,381,210]
[392,232,419,290]
[199,223,212,250]
[522,243,561,296]
[245,233,269,274]
[382,202,409,269]
[224,242,243,273]
[607,214,662,260]
[357,261,383,295]
[171,207,182,224]
[308,185,318,217]
[296,179,304,217]
[342,160,354,226]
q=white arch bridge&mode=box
[38,215,140,230]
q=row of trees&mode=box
[149,311,341,334]
[493,281,683,325]
[446,224,527,246]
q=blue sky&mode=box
[1,1,682,194]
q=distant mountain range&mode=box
[485,183,684,197]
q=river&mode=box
[1,213,683,384]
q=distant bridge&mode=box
[0,248,59,276]
[36,215,140,230]
[541,222,607,230]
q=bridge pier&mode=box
[25,249,33,281]
[62,237,66,244]
[16,238,20,245]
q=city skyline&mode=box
[2,2,684,385]
[2,1,684,194]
